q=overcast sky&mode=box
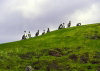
[0,0,100,43]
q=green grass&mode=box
[0,23,100,71]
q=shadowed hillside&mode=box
[0,23,100,71]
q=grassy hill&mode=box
[0,23,100,71]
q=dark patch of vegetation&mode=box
[87,66,92,70]
[91,60,100,64]
[69,54,78,61]
[19,52,35,59]
[85,31,100,40]
[80,52,89,63]
[66,50,73,55]
[96,66,100,71]
[93,52,100,59]
[76,46,82,50]
[48,49,62,57]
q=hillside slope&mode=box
[0,24,100,71]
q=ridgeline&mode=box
[0,23,100,71]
